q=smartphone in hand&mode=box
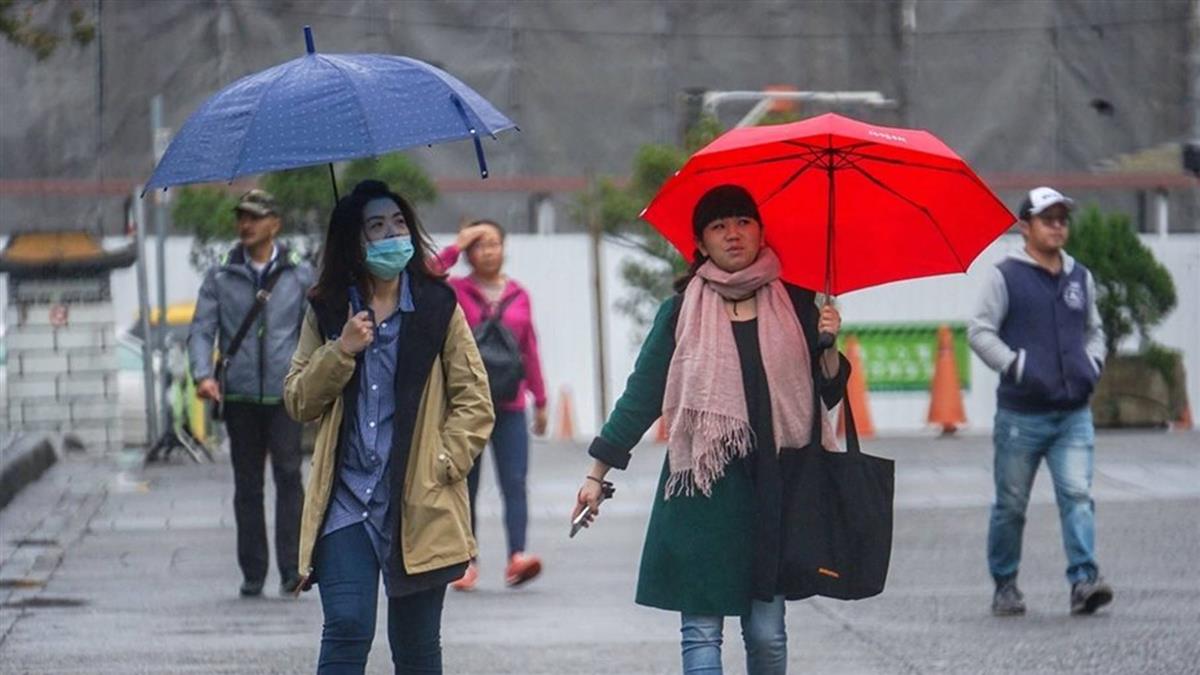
[569,480,615,538]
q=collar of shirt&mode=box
[397,271,415,314]
[374,271,417,325]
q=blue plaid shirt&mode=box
[321,273,415,573]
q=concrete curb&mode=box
[0,434,57,511]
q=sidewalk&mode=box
[1,430,1197,674]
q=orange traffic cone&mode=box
[927,324,967,435]
[555,386,577,441]
[1172,398,1193,431]
[838,335,875,439]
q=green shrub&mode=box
[1064,206,1177,355]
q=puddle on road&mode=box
[9,538,59,547]
[0,578,45,589]
[1,596,88,608]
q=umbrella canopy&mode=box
[145,26,516,192]
[642,113,1014,296]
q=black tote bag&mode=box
[778,388,894,601]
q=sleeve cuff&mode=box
[318,339,359,376]
[818,353,851,408]
[588,434,631,471]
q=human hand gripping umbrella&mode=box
[641,113,1014,347]
[144,26,517,200]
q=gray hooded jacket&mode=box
[968,247,1106,411]
[188,244,314,403]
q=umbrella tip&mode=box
[304,26,315,54]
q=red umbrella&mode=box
[642,113,1014,299]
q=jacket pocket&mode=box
[1017,348,1055,399]
[1064,351,1099,401]
[434,445,467,486]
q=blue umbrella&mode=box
[145,26,516,196]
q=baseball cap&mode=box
[233,189,279,217]
[1017,187,1074,220]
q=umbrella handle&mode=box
[816,291,836,351]
[816,332,836,351]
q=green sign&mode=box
[838,323,971,392]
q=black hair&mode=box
[671,184,762,293]
[309,179,441,305]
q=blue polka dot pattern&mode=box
[146,53,517,190]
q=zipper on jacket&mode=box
[257,270,267,403]
[258,322,266,403]
[258,277,271,403]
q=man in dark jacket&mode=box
[189,189,314,597]
[968,187,1113,617]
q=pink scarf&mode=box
[662,248,838,498]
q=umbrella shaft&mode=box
[824,164,835,298]
[329,163,340,203]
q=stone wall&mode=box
[5,277,121,453]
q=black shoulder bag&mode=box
[778,368,895,600]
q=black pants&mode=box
[224,401,304,583]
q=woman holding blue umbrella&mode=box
[284,180,494,673]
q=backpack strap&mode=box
[225,264,287,360]
[481,291,520,323]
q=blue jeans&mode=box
[989,407,1099,586]
[466,409,530,555]
[680,596,787,675]
[315,524,447,674]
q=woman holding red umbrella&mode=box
[571,185,849,674]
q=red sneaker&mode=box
[450,561,479,592]
[504,552,542,587]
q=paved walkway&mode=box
[1,430,1197,674]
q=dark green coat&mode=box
[589,284,844,616]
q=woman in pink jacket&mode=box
[436,219,548,591]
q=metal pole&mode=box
[134,187,160,445]
[899,0,917,127]
[1192,0,1200,141]
[587,175,610,428]
[702,90,897,118]
[151,95,170,433]
[1188,0,1200,179]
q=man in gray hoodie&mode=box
[189,189,314,597]
[968,187,1113,617]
